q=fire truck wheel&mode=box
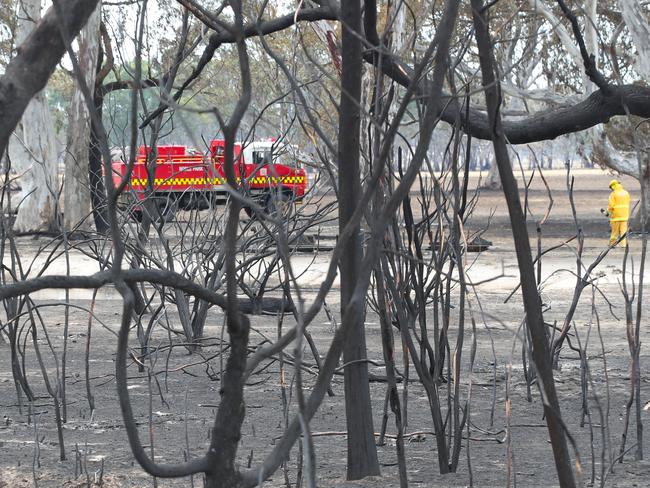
[153,197,177,223]
[129,208,143,222]
[266,193,294,219]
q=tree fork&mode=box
[470,1,576,487]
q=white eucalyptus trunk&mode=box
[590,128,639,177]
[481,159,501,189]
[389,0,407,54]
[527,0,583,78]
[63,3,101,233]
[8,0,59,233]
[309,19,341,76]
[388,1,407,172]
[619,0,650,80]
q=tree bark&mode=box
[480,158,501,190]
[63,2,102,233]
[471,1,576,486]
[338,0,380,480]
[619,0,650,80]
[89,88,109,234]
[88,21,111,235]
[8,0,59,234]
[0,0,101,157]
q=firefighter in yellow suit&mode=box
[602,179,630,247]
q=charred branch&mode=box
[555,0,611,94]
[98,78,160,97]
[471,0,576,485]
[134,0,650,148]
[140,3,338,128]
[364,47,649,144]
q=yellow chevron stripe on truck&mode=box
[131,175,304,188]
[249,176,305,185]
[132,177,226,187]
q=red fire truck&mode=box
[110,139,307,220]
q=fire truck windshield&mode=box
[253,150,272,165]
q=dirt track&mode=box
[1,168,649,487]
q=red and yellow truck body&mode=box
[110,140,307,213]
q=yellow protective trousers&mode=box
[610,220,628,247]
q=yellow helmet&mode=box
[609,179,619,189]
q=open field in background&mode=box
[309,167,640,241]
[1,168,649,487]
[462,168,640,241]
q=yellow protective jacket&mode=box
[608,184,630,222]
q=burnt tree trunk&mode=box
[471,1,576,487]
[89,70,109,234]
[338,0,380,480]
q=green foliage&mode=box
[46,69,74,135]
